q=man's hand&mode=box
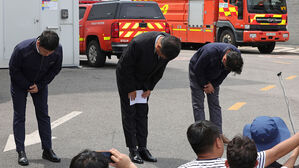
[28,84,38,93]
[142,90,151,98]
[128,91,136,101]
[203,83,214,94]
[110,148,137,168]
[282,146,299,168]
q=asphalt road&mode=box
[0,47,299,168]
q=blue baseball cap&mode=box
[243,116,290,152]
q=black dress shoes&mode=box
[129,149,143,164]
[18,151,29,166]
[138,148,157,162]
[42,149,61,162]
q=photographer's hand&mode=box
[110,148,137,168]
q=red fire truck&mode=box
[134,0,289,53]
[79,0,169,66]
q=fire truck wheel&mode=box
[87,40,106,67]
[220,29,236,46]
[258,42,276,54]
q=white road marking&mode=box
[274,47,295,52]
[271,61,291,64]
[3,111,82,152]
[288,48,299,53]
[240,46,299,54]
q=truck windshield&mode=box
[247,0,287,14]
[119,3,164,19]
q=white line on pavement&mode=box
[3,111,83,152]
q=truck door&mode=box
[203,0,218,42]
[79,6,87,52]
[228,0,244,27]
[169,0,188,42]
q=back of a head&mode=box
[70,149,109,168]
[39,30,59,51]
[226,50,243,74]
[227,136,257,168]
[160,35,181,60]
[187,120,220,155]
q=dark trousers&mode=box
[11,84,52,152]
[118,89,149,148]
[189,72,223,134]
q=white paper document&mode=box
[130,90,147,106]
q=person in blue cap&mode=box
[243,116,291,153]
[237,116,299,168]
[178,119,299,168]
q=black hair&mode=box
[160,35,181,60]
[38,30,59,51]
[225,50,243,74]
[187,120,221,155]
[227,136,258,168]
[70,149,109,168]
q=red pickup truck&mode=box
[79,1,170,67]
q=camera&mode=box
[97,151,115,163]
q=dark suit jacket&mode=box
[189,43,240,88]
[9,38,63,90]
[116,31,169,93]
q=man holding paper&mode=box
[116,31,181,164]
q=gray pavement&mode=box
[0,47,299,167]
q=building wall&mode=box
[286,0,299,45]
[0,0,79,68]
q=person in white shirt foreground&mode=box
[178,120,299,168]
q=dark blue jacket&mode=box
[189,43,240,88]
[9,38,63,90]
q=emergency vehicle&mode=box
[79,1,170,66]
[134,0,289,53]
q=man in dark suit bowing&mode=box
[116,31,181,164]
[9,30,62,166]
